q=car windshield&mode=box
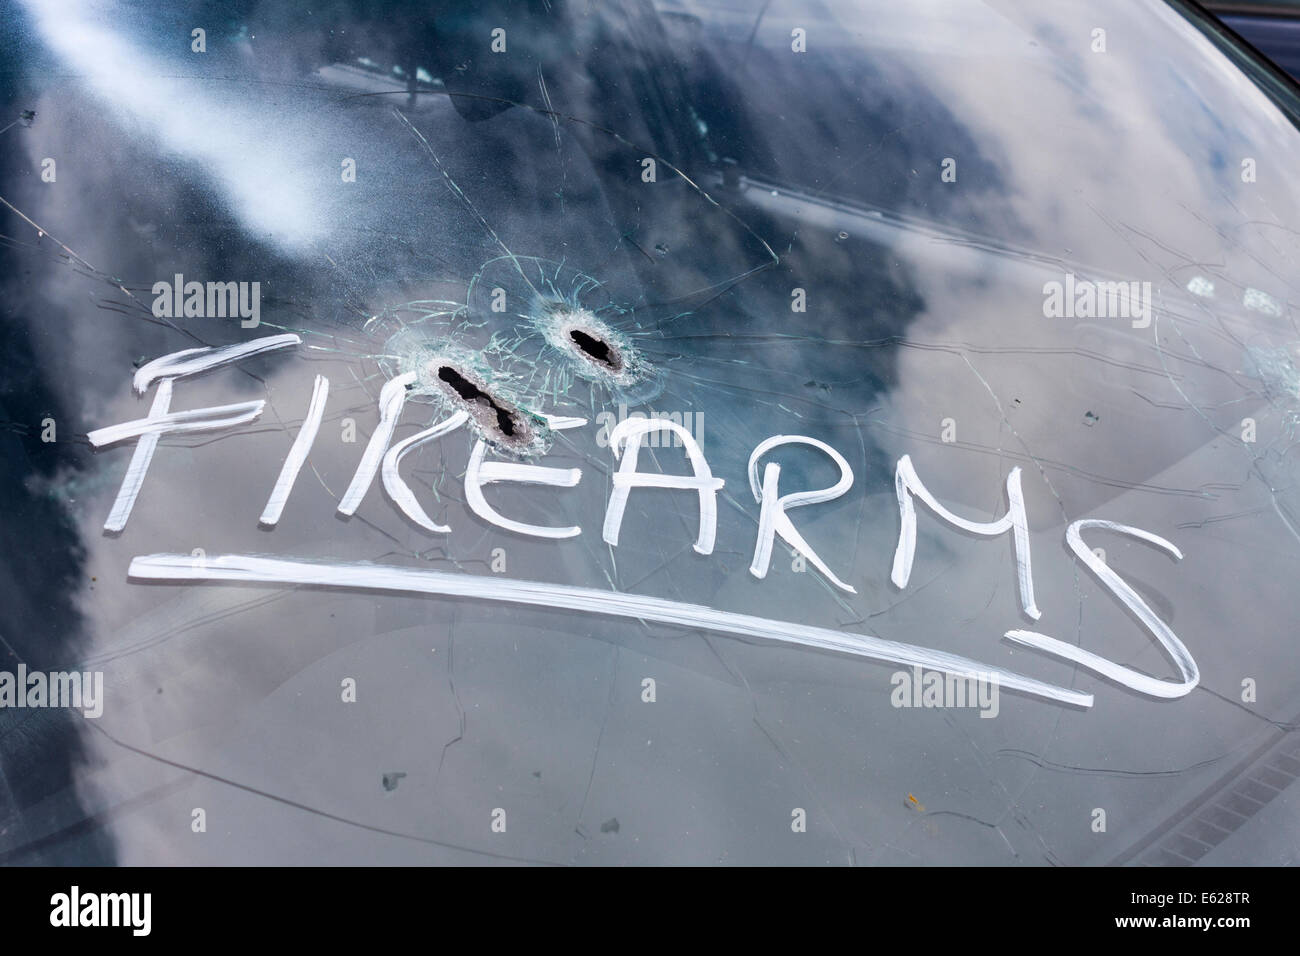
[3,0,1300,866]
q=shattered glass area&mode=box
[4,0,1300,865]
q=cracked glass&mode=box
[3,0,1300,865]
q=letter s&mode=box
[1005,519,1198,699]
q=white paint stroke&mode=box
[260,374,330,527]
[748,435,856,593]
[892,454,1040,620]
[381,410,469,534]
[603,417,724,554]
[88,400,265,447]
[133,334,301,394]
[338,372,418,516]
[127,552,1093,708]
[103,378,172,532]
[466,416,586,539]
[540,415,588,430]
[1005,518,1198,699]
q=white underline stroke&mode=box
[127,553,1093,708]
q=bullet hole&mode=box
[568,327,624,372]
[437,365,519,437]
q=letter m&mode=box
[101,893,129,926]
[891,454,1040,619]
[206,281,239,319]
[1095,281,1127,318]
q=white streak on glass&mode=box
[603,417,724,554]
[465,417,586,539]
[747,435,856,593]
[338,372,418,516]
[380,410,469,534]
[88,401,265,447]
[892,454,1040,620]
[259,375,330,527]
[1005,518,1198,699]
[127,552,1094,708]
[133,334,302,394]
[103,378,172,532]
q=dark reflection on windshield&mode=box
[2,0,1300,865]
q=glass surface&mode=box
[2,0,1300,865]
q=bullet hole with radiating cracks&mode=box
[568,326,624,373]
[419,355,546,455]
[437,365,520,438]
